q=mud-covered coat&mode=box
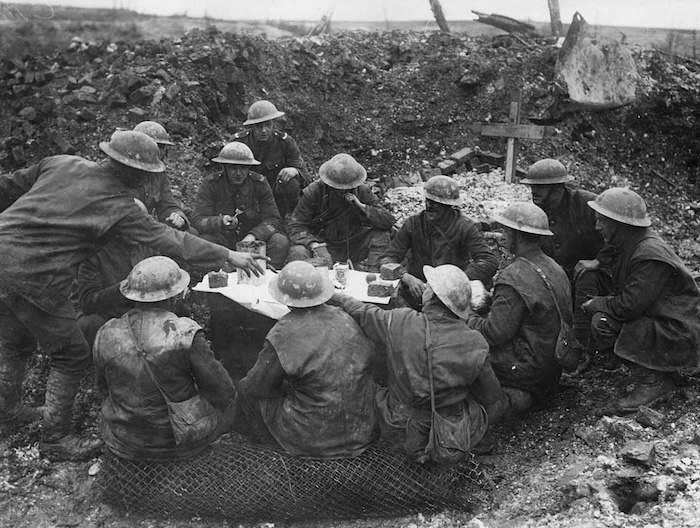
[261,305,378,459]
[586,228,700,370]
[130,172,189,228]
[94,308,236,461]
[337,297,492,461]
[190,170,284,242]
[233,129,313,187]
[0,155,228,317]
[287,180,395,247]
[380,209,499,284]
[468,249,570,399]
[539,185,610,273]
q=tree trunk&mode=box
[547,0,563,36]
[429,0,450,33]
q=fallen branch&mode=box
[650,169,681,189]
[471,10,539,36]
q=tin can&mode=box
[333,262,349,289]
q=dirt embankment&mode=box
[1,21,700,528]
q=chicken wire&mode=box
[97,436,484,521]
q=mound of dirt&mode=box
[1,24,700,528]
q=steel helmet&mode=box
[520,159,573,185]
[587,188,651,227]
[120,256,190,302]
[99,131,165,173]
[133,121,174,146]
[268,260,334,308]
[495,202,554,236]
[319,153,367,190]
[243,100,285,126]
[423,175,462,206]
[212,142,261,165]
[423,264,472,319]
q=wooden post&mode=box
[547,0,563,37]
[470,89,556,183]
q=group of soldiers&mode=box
[1,99,699,466]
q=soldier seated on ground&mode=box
[233,260,379,458]
[521,159,615,373]
[232,100,314,220]
[329,264,504,464]
[287,153,395,272]
[380,175,498,311]
[467,202,572,416]
[131,120,196,233]
[94,257,237,462]
[582,188,700,414]
[191,142,290,380]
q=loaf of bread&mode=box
[380,263,404,281]
[208,271,229,288]
[367,280,395,298]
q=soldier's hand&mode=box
[574,259,600,281]
[166,212,186,229]
[311,243,333,267]
[221,215,239,231]
[226,250,268,277]
[402,273,426,303]
[277,167,299,185]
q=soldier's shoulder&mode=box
[248,170,266,183]
[273,130,290,141]
[232,129,251,140]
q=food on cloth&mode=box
[208,271,229,288]
[367,279,395,297]
[380,263,404,281]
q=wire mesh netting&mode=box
[97,435,485,521]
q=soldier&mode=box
[94,256,236,461]
[234,261,378,458]
[381,175,499,310]
[233,100,313,219]
[0,131,263,460]
[131,121,193,232]
[582,188,700,413]
[287,153,395,271]
[467,202,572,415]
[521,159,614,370]
[330,264,503,463]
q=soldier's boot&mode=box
[612,367,675,414]
[39,370,102,461]
[502,387,534,415]
[0,355,40,436]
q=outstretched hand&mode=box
[226,250,268,277]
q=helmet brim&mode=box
[212,156,261,165]
[100,142,166,173]
[423,192,462,206]
[120,269,190,302]
[243,110,286,126]
[587,200,651,227]
[154,139,175,146]
[494,214,554,236]
[519,175,574,185]
[268,270,335,308]
[319,172,367,190]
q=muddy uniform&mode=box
[287,180,395,271]
[233,129,313,218]
[335,295,498,462]
[467,248,571,401]
[94,308,236,461]
[586,228,700,370]
[191,169,289,268]
[381,209,499,285]
[0,155,229,376]
[234,304,378,458]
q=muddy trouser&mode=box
[0,288,90,424]
[572,268,614,347]
[199,231,290,270]
[288,229,391,272]
[231,382,281,447]
[590,311,624,350]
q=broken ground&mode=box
[1,20,700,528]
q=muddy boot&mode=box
[610,368,675,415]
[39,370,102,461]
[0,355,40,435]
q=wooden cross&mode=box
[471,90,555,183]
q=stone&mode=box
[635,406,664,429]
[438,159,457,175]
[620,440,656,466]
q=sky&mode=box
[4,1,700,30]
